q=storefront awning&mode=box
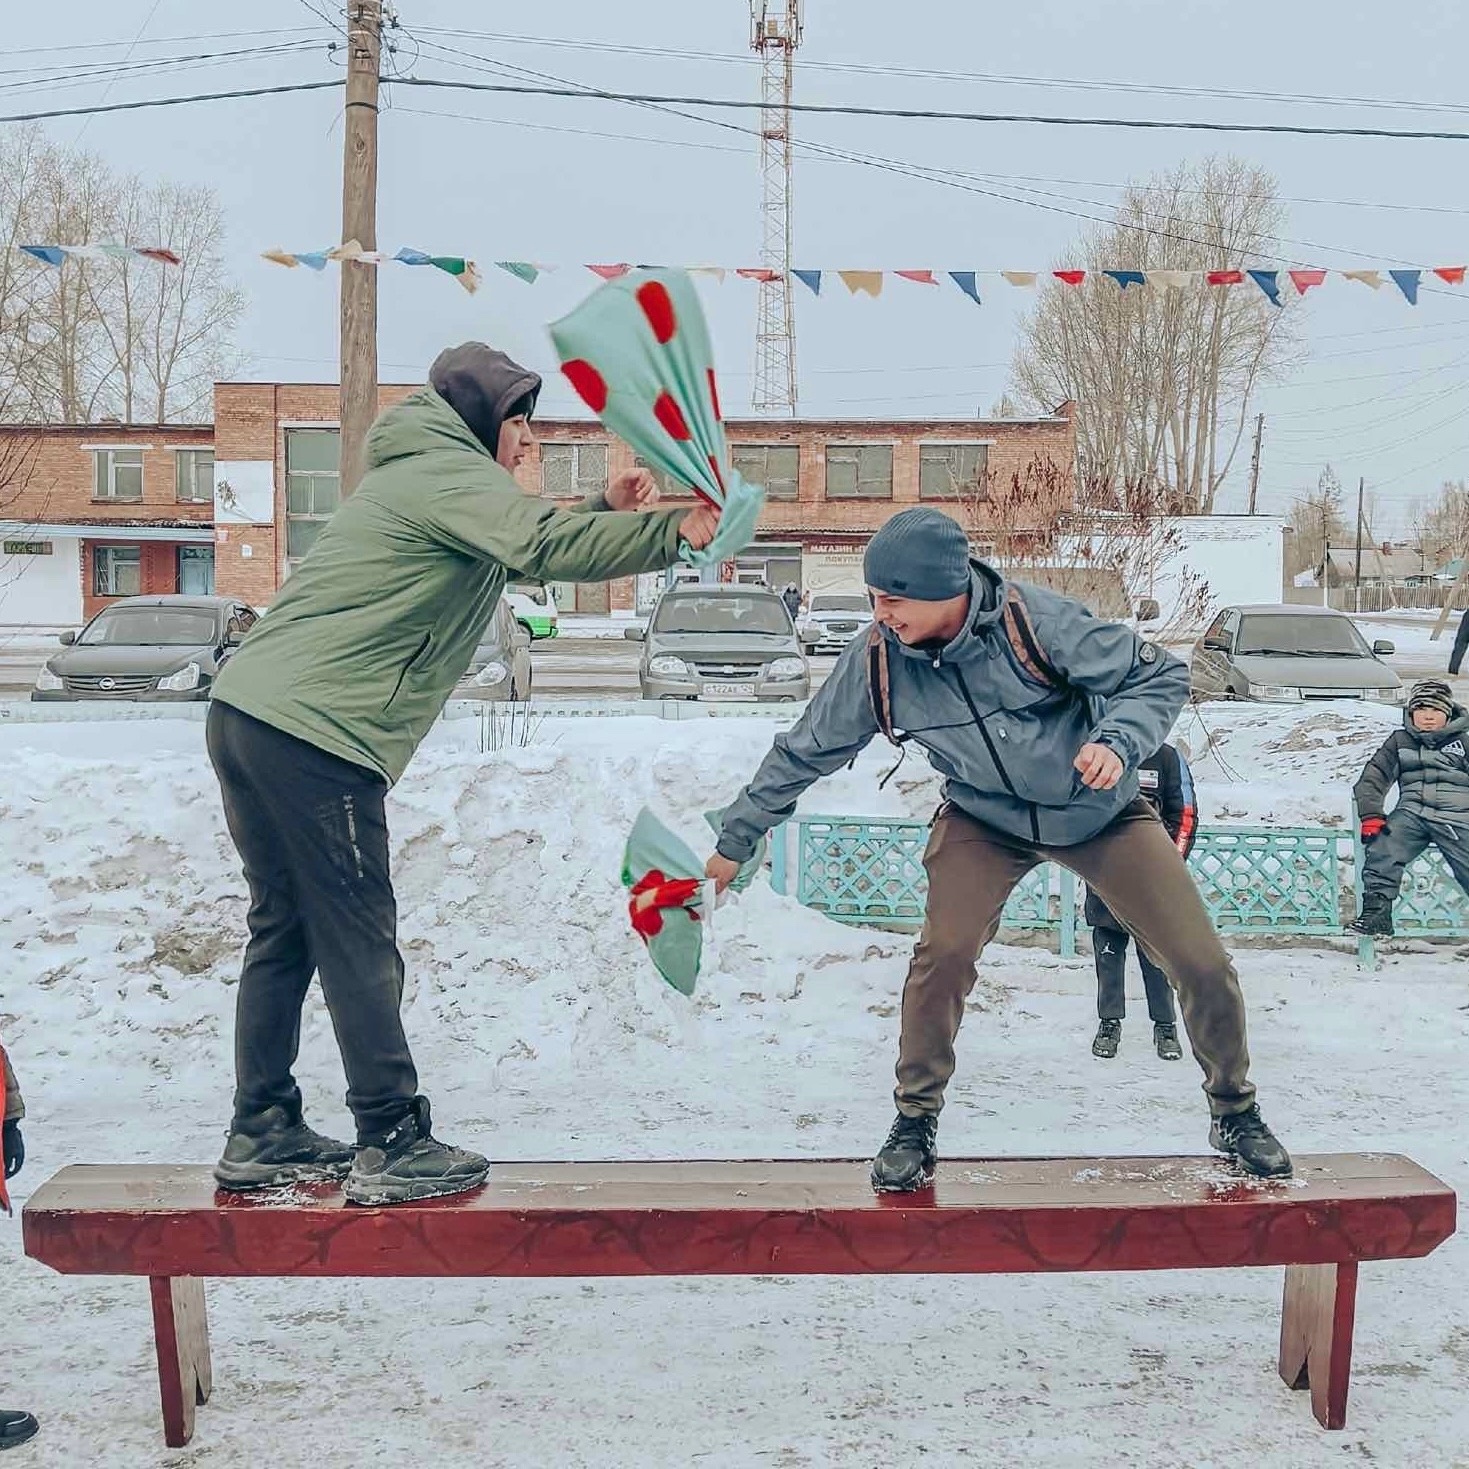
[0,521,215,544]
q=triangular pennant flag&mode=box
[1104,270,1145,290]
[135,247,182,266]
[394,247,433,265]
[19,245,67,267]
[1206,269,1244,286]
[1001,271,1038,287]
[330,241,385,264]
[838,270,884,297]
[1389,269,1421,305]
[689,266,728,283]
[1053,269,1086,286]
[438,260,480,294]
[895,269,938,285]
[1147,270,1193,291]
[295,250,330,272]
[100,244,137,260]
[1288,269,1327,295]
[1343,270,1383,289]
[1247,269,1283,308]
[495,261,540,284]
[588,263,631,280]
[60,244,112,261]
[792,269,822,295]
[261,248,300,268]
[1433,266,1466,285]
[948,270,981,306]
[735,267,781,283]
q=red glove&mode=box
[1360,816,1386,844]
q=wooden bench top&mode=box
[24,1154,1454,1280]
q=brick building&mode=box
[0,383,1075,627]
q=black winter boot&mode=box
[0,1410,39,1452]
[1210,1105,1293,1179]
[1349,895,1394,937]
[1153,1023,1183,1061]
[345,1096,489,1205]
[870,1112,938,1193]
[1091,1019,1121,1059]
[214,1103,355,1191]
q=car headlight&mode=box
[158,662,201,692]
[473,660,509,687]
[1246,682,1300,700]
[34,665,62,691]
[648,655,691,678]
[1371,686,1404,703]
[767,657,808,681]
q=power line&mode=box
[0,43,328,98]
[0,78,344,124]
[2,28,319,59]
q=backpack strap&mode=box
[865,624,905,747]
[1000,585,1063,689]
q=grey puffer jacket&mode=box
[717,561,1189,861]
[1354,706,1469,827]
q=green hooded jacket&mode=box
[214,386,686,782]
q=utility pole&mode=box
[1353,475,1366,614]
[1321,500,1331,609]
[339,0,382,497]
[1246,413,1264,515]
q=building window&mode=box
[176,449,215,504]
[285,429,340,561]
[920,443,990,501]
[177,545,215,596]
[93,545,142,597]
[824,444,893,499]
[93,448,144,502]
[731,444,799,501]
[634,454,696,499]
[540,442,609,499]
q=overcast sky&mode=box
[10,0,1469,532]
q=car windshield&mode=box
[811,595,869,613]
[79,608,218,646]
[653,595,792,636]
[508,582,548,606]
[1234,614,1369,658]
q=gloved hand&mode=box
[1360,816,1386,844]
[2,1119,23,1179]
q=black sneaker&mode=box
[0,1410,39,1452]
[1091,1019,1121,1059]
[345,1096,489,1205]
[1210,1105,1293,1179]
[1348,896,1394,937]
[870,1112,938,1193]
[1153,1023,1183,1061]
[214,1104,355,1191]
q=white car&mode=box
[504,583,558,640]
[799,592,871,655]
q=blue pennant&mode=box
[1103,270,1146,290]
[948,270,982,306]
[1247,269,1283,308]
[792,269,822,296]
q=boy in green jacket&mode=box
[209,343,718,1204]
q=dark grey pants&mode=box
[1362,809,1469,902]
[1093,926,1177,1025]
[207,702,418,1141]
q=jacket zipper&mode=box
[386,631,432,711]
[949,660,1041,843]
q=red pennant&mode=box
[136,247,183,266]
[1288,269,1327,295]
[1434,266,1467,285]
[895,269,938,285]
[587,263,630,280]
[1206,270,1244,287]
[735,267,780,283]
[1053,270,1086,286]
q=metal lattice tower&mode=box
[750,1,802,415]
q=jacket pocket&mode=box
[385,631,432,713]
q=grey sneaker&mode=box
[214,1104,354,1191]
[0,1410,39,1452]
[345,1097,488,1205]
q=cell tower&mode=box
[750,0,802,415]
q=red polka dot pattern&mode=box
[706,368,722,422]
[561,359,608,413]
[636,281,677,344]
[654,390,691,441]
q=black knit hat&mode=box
[1407,679,1454,717]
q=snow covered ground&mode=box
[1,705,1466,1467]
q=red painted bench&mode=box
[23,1153,1455,1447]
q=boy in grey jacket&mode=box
[706,508,1291,1189]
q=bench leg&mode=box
[149,1276,212,1448]
[1278,1261,1358,1430]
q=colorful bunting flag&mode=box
[19,245,67,267]
[1344,270,1383,289]
[1148,270,1193,291]
[895,269,938,285]
[838,270,884,297]
[295,251,330,272]
[19,243,180,268]
[1389,269,1421,304]
[495,261,540,284]
[1247,269,1283,308]
[394,247,431,265]
[1207,270,1244,287]
[1434,266,1466,285]
[735,267,781,283]
[690,266,728,283]
[792,269,823,295]
[1289,269,1327,295]
[1053,269,1086,286]
[948,270,981,306]
[1104,270,1146,290]
[1001,271,1038,287]
[587,263,631,281]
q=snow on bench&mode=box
[22,1154,1456,1446]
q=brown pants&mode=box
[896,801,1255,1120]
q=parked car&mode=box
[505,583,558,640]
[628,585,810,701]
[458,599,534,701]
[1189,603,1403,704]
[798,591,872,655]
[32,595,258,703]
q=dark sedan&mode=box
[32,595,258,702]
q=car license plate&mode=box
[703,682,757,700]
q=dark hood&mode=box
[427,342,541,456]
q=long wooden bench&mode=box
[23,1153,1455,1447]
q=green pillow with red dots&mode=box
[622,807,711,996]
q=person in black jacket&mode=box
[1,1039,40,1453]
[1350,679,1469,936]
[1449,606,1469,677]
[1087,742,1198,1062]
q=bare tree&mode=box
[1408,480,1469,570]
[1010,156,1298,512]
[1285,465,1348,580]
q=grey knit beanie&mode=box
[1407,678,1454,717]
[863,508,972,601]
